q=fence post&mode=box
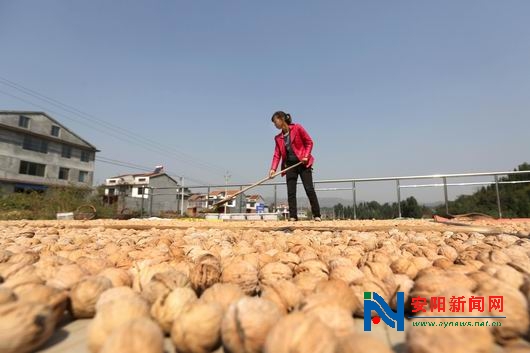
[149,187,153,217]
[239,185,243,213]
[274,185,277,212]
[180,177,184,216]
[396,180,402,218]
[352,181,357,220]
[205,186,210,212]
[495,175,502,219]
[140,190,144,218]
[443,177,449,215]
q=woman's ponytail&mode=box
[271,111,293,125]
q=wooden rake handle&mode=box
[211,161,303,208]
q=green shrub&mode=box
[0,185,117,220]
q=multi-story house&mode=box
[104,167,189,216]
[0,111,98,193]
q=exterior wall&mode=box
[106,174,189,216]
[123,194,150,215]
[148,175,184,215]
[0,112,96,190]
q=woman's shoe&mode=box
[313,217,322,222]
[289,218,298,222]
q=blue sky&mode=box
[1,1,529,203]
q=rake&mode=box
[206,161,303,212]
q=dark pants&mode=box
[285,162,321,219]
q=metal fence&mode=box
[140,170,530,219]
[133,186,185,218]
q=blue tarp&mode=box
[14,183,48,191]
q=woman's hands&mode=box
[270,159,306,178]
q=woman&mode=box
[269,111,322,221]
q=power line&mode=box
[96,156,210,186]
[0,88,194,171]
[0,87,225,183]
[0,76,228,175]
[97,158,209,186]
[0,88,121,139]
[96,158,153,173]
[0,76,227,173]
[0,110,212,185]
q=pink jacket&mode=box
[270,123,315,175]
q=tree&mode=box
[436,162,530,217]
[334,203,345,219]
[401,197,422,218]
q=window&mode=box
[18,116,30,128]
[19,161,46,177]
[59,167,69,180]
[109,180,117,184]
[78,171,89,183]
[108,188,115,196]
[138,178,146,182]
[61,145,71,158]
[51,125,60,137]
[132,187,149,198]
[80,150,90,162]
[22,136,48,153]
